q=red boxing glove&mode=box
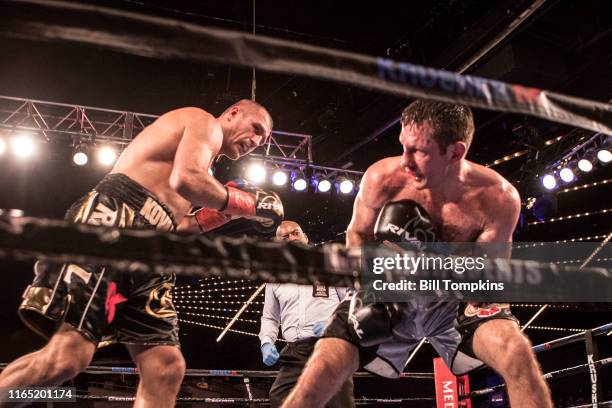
[195,208,232,232]
[223,186,257,216]
[221,183,284,233]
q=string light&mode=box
[511,304,575,309]
[175,299,263,306]
[552,257,610,265]
[486,150,527,167]
[528,208,611,225]
[177,306,261,314]
[521,325,585,333]
[179,310,259,324]
[486,135,565,168]
[179,318,259,337]
[514,234,608,248]
[557,178,611,194]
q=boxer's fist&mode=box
[222,180,284,233]
[374,200,438,244]
[194,208,232,232]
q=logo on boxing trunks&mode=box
[139,198,174,231]
[145,282,176,319]
[89,203,119,226]
[464,303,510,318]
[63,264,92,284]
[105,281,127,324]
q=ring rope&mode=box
[460,357,612,400]
[2,0,612,134]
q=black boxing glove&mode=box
[221,179,284,233]
[348,293,402,347]
[374,199,439,244]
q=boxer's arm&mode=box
[259,284,281,345]
[476,183,521,258]
[177,213,200,233]
[346,167,388,248]
[169,109,228,210]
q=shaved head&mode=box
[276,220,308,245]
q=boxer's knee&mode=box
[135,346,186,392]
[473,320,538,379]
[495,332,535,379]
[35,331,93,383]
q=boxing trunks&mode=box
[324,294,517,377]
[19,173,179,346]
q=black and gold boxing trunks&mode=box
[19,173,180,346]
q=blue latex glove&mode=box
[261,343,279,366]
[313,320,327,337]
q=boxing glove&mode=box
[374,199,439,244]
[221,179,284,233]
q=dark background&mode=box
[0,0,610,405]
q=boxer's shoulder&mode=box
[362,157,407,193]
[466,161,519,201]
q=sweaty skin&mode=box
[113,103,272,225]
[283,121,552,408]
[0,101,272,408]
[347,122,520,250]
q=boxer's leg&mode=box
[472,319,552,408]
[127,344,186,408]
[281,338,358,408]
[0,323,95,405]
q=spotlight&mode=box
[311,173,332,193]
[272,170,288,186]
[337,178,355,194]
[98,146,117,166]
[577,158,593,173]
[0,138,5,155]
[11,134,36,158]
[596,136,611,164]
[541,174,557,190]
[597,148,611,163]
[318,179,332,193]
[72,143,89,166]
[246,163,266,184]
[291,171,308,192]
[558,167,575,183]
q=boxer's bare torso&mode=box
[347,156,520,248]
[112,107,223,223]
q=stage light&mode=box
[291,171,308,192]
[597,137,611,163]
[11,134,36,158]
[541,174,557,190]
[338,178,355,194]
[272,170,288,186]
[558,167,575,183]
[311,173,332,193]
[577,158,593,173]
[597,148,611,163]
[98,146,117,166]
[246,163,266,184]
[72,143,89,166]
[0,139,5,155]
[318,179,332,193]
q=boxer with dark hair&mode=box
[2,99,282,408]
[283,100,552,408]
